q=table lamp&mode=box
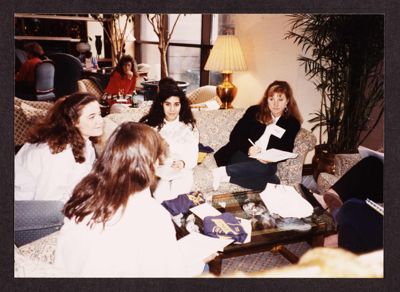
[204,35,247,109]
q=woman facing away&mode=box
[140,77,199,202]
[15,93,104,202]
[54,122,204,277]
[104,54,138,96]
[213,80,303,191]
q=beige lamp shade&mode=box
[204,35,247,73]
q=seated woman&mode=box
[15,93,104,202]
[54,122,205,277]
[213,80,303,191]
[104,54,137,99]
[322,156,383,254]
[140,77,199,202]
[15,42,47,97]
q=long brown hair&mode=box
[256,80,303,125]
[112,54,138,79]
[27,93,100,163]
[63,122,166,227]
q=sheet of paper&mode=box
[189,203,221,220]
[358,145,384,162]
[249,148,298,162]
[178,232,233,263]
[259,183,314,218]
[234,218,252,244]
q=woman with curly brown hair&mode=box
[104,54,138,96]
[213,80,303,191]
[15,93,104,202]
[140,77,199,202]
[55,122,204,277]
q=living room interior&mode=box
[13,13,384,278]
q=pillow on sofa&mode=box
[20,101,48,123]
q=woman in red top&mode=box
[105,55,138,96]
[16,42,45,84]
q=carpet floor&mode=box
[221,242,311,275]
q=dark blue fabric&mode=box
[203,212,247,243]
[162,192,205,216]
[199,143,214,153]
[335,198,383,254]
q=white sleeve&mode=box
[14,144,42,200]
[180,125,199,170]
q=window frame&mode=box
[134,14,213,87]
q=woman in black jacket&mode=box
[213,80,303,190]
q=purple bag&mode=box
[203,212,247,243]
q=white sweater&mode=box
[54,188,201,277]
[158,118,199,170]
[14,140,96,202]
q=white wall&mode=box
[231,14,323,163]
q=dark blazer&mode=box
[214,105,301,166]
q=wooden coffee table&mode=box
[175,190,335,276]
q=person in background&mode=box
[213,80,303,191]
[104,54,137,96]
[54,122,205,277]
[15,93,104,202]
[322,156,383,254]
[15,42,47,95]
[140,77,199,202]
[82,51,99,70]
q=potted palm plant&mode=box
[285,14,384,178]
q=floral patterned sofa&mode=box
[95,105,317,197]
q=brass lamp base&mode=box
[216,72,237,109]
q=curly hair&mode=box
[256,80,303,125]
[63,122,166,227]
[140,77,196,130]
[112,54,138,79]
[27,93,99,163]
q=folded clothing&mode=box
[203,212,247,243]
[162,192,205,216]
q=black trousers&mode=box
[331,156,384,253]
[226,151,279,190]
[332,156,383,203]
[336,198,383,254]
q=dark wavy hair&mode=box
[27,93,100,163]
[112,54,138,79]
[140,77,196,130]
[63,122,166,227]
[256,80,303,125]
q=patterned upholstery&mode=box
[77,78,103,99]
[187,85,219,104]
[317,153,362,194]
[14,97,54,146]
[96,107,317,197]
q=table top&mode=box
[175,190,336,253]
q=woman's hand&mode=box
[257,159,270,164]
[171,160,185,169]
[126,70,134,80]
[248,145,262,157]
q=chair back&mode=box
[35,60,56,101]
[48,53,82,98]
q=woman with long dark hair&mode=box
[104,54,138,95]
[15,93,104,202]
[213,80,303,190]
[140,77,199,202]
[55,122,202,277]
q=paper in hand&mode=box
[250,148,298,162]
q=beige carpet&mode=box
[221,242,311,275]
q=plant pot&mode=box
[141,80,190,101]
